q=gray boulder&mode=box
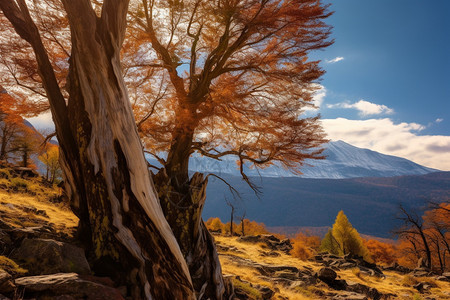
[12,238,90,275]
[14,273,124,300]
[0,270,14,295]
[317,267,337,282]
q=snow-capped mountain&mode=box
[295,140,437,178]
[149,140,438,179]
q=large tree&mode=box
[124,1,332,296]
[1,0,333,297]
[0,1,195,298]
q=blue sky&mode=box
[28,0,450,170]
[306,0,450,170]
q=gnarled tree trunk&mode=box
[153,114,230,298]
[153,171,229,299]
[0,0,195,298]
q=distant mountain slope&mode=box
[185,140,437,179]
[202,172,450,238]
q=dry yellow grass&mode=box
[0,189,78,234]
[214,235,450,300]
[215,235,329,299]
[1,173,448,299]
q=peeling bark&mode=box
[0,0,196,298]
[153,171,229,299]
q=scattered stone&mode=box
[216,244,230,252]
[237,235,261,243]
[0,269,14,295]
[289,280,306,289]
[259,250,280,257]
[317,267,337,283]
[0,231,11,254]
[12,238,90,275]
[332,292,367,300]
[20,206,49,218]
[329,279,348,290]
[217,244,244,253]
[237,234,293,253]
[367,287,382,300]
[273,270,298,281]
[0,280,14,295]
[314,252,384,278]
[14,273,124,300]
[0,270,11,286]
[346,280,369,294]
[298,274,317,285]
[413,282,426,293]
[256,264,299,277]
[383,262,411,274]
[436,275,448,282]
[8,225,57,242]
[340,262,356,269]
[412,270,430,277]
[259,286,274,299]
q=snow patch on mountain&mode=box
[148,140,437,179]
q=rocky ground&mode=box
[0,172,449,299]
[215,234,450,300]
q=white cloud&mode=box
[26,111,54,131]
[312,84,326,109]
[322,118,450,170]
[326,57,344,64]
[327,99,394,116]
[303,84,326,112]
[436,118,444,123]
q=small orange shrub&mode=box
[206,217,224,232]
[291,242,313,260]
[364,239,397,265]
[290,232,321,260]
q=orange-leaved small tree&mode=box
[396,202,450,272]
[0,86,40,164]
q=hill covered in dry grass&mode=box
[0,167,449,299]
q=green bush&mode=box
[0,168,10,179]
[320,210,371,261]
[10,178,29,191]
[231,278,263,300]
[0,256,27,275]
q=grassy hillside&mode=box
[215,234,450,299]
[0,167,77,236]
[0,170,449,299]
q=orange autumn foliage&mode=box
[205,217,270,236]
[290,232,321,260]
[396,202,450,272]
[0,87,41,164]
[364,239,397,266]
[1,1,333,186]
[124,0,333,184]
[205,217,223,232]
[0,0,68,109]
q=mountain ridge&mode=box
[184,140,438,179]
[202,171,450,238]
